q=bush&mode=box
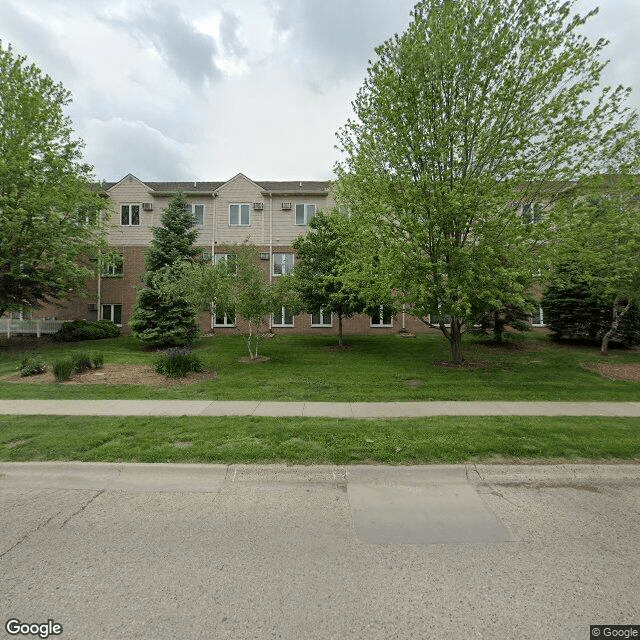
[70,351,105,373]
[53,320,120,342]
[154,347,204,378]
[53,358,74,382]
[542,281,640,347]
[19,354,46,377]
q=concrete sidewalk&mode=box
[1,399,640,417]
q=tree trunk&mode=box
[449,317,464,363]
[338,315,343,346]
[600,301,631,356]
[493,310,504,344]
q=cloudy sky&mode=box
[2,0,639,182]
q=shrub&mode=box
[542,282,640,347]
[53,320,120,342]
[53,358,74,382]
[19,354,46,377]
[70,351,105,373]
[154,347,204,378]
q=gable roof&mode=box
[100,174,331,196]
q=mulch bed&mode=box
[582,363,640,382]
[3,364,218,387]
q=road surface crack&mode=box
[60,489,106,528]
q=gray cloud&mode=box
[272,0,415,85]
[0,2,77,82]
[84,118,193,181]
[219,10,248,58]
[104,2,222,88]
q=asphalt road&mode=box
[1,463,639,639]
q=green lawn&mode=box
[1,415,639,464]
[0,332,638,401]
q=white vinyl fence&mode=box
[0,319,63,338]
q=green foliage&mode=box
[0,42,107,318]
[19,354,46,377]
[154,347,204,378]
[545,174,640,354]
[52,358,74,382]
[182,244,296,359]
[471,300,534,344]
[542,278,640,348]
[334,0,640,363]
[292,209,376,344]
[70,351,103,373]
[53,319,120,342]
[129,192,200,347]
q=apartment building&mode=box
[57,172,424,336]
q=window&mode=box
[214,253,237,272]
[121,204,140,226]
[229,203,251,226]
[295,204,316,225]
[429,312,452,326]
[311,308,332,327]
[190,204,205,227]
[213,309,235,327]
[273,306,294,327]
[273,253,294,276]
[370,305,393,327]
[101,304,122,326]
[101,255,123,277]
[532,305,545,326]
[522,203,544,224]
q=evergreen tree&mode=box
[129,192,200,347]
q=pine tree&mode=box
[129,192,200,347]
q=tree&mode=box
[472,299,535,345]
[0,42,106,317]
[545,174,640,355]
[129,192,200,347]
[292,209,370,345]
[334,0,639,363]
[183,244,295,359]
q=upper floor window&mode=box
[295,204,316,225]
[121,204,140,226]
[101,255,123,278]
[522,203,544,224]
[229,203,251,227]
[273,253,294,276]
[214,253,237,272]
[190,204,205,227]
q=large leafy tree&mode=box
[129,192,200,347]
[545,174,640,355]
[292,209,370,345]
[0,42,106,317]
[334,0,639,362]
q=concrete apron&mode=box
[346,465,512,544]
[0,462,512,545]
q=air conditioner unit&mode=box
[142,202,153,211]
[281,202,292,210]
[253,202,264,210]
[259,252,269,260]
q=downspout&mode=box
[211,192,218,330]
[269,192,273,330]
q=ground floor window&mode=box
[213,309,235,327]
[272,306,294,327]
[370,305,393,327]
[311,308,332,327]
[101,304,122,326]
[429,311,452,326]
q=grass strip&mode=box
[1,415,639,464]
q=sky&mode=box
[2,0,639,183]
